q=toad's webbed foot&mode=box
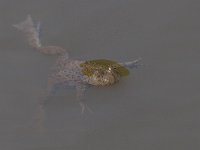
[80,102,93,114]
[13,15,68,55]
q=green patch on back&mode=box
[80,59,129,77]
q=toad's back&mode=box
[50,57,88,87]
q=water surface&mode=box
[0,0,199,149]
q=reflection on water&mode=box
[0,0,200,149]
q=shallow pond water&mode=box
[0,0,200,149]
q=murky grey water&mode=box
[0,0,200,149]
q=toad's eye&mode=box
[112,65,118,70]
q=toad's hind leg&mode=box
[13,15,68,56]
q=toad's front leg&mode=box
[120,58,142,69]
[76,84,93,114]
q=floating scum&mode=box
[13,15,141,113]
